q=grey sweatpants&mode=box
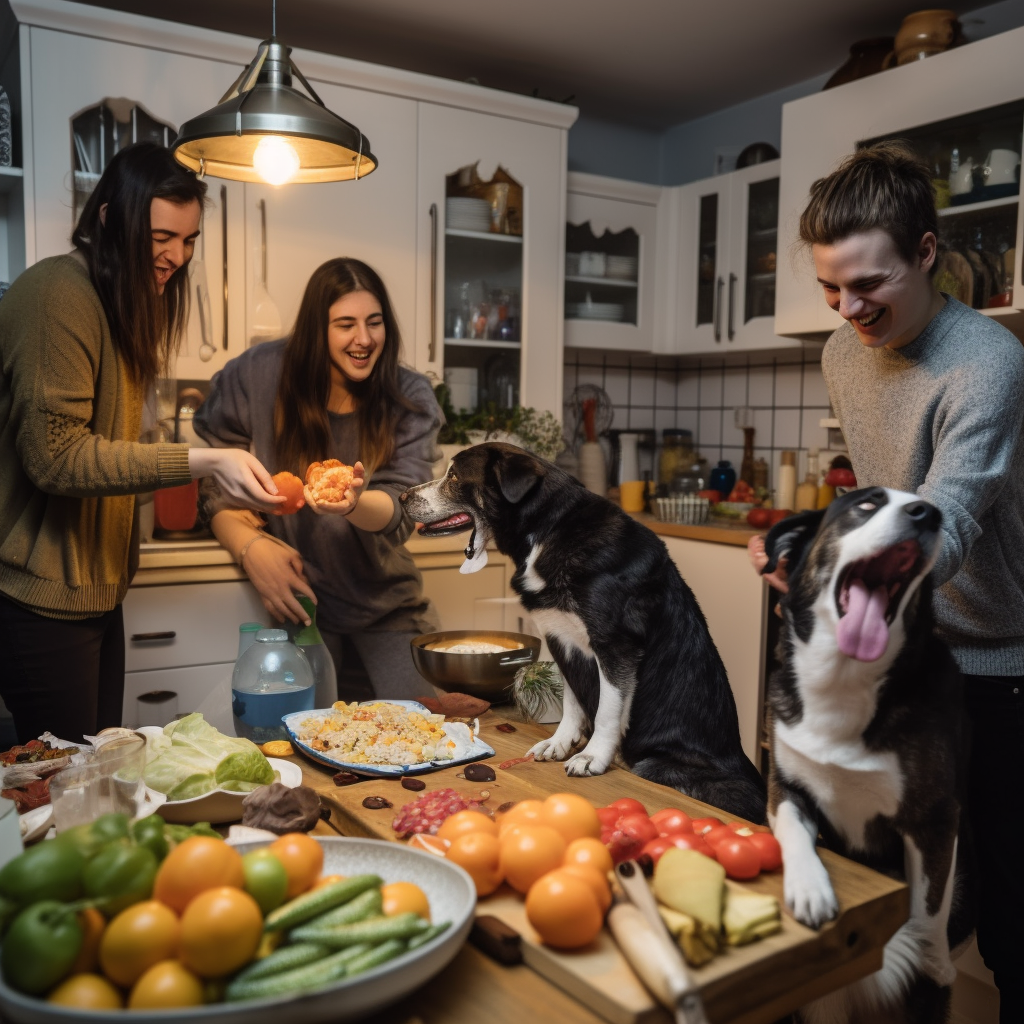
[321,630,437,704]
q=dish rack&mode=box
[654,495,711,525]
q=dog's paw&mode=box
[564,751,611,777]
[785,860,839,929]
[528,736,574,762]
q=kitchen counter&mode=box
[630,512,761,548]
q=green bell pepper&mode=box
[0,839,84,906]
[56,812,130,862]
[131,814,170,862]
[82,843,158,917]
[0,900,83,995]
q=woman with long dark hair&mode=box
[196,257,442,703]
[0,142,283,742]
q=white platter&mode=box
[0,836,477,1024]
[283,699,495,778]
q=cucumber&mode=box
[296,885,382,932]
[290,912,430,949]
[264,875,382,932]
[229,943,330,985]
[407,921,451,950]
[224,944,372,1002]
[344,938,408,977]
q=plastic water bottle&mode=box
[291,596,338,709]
[231,628,314,742]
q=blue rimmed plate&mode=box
[282,700,495,777]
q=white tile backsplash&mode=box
[604,369,630,405]
[801,408,830,452]
[677,374,700,408]
[774,363,802,407]
[802,364,830,407]
[655,373,677,407]
[630,370,655,407]
[699,408,723,446]
[773,408,801,449]
[748,365,775,407]
[723,367,748,408]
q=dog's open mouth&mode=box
[834,540,922,662]
[417,512,473,537]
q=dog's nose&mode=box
[902,500,941,530]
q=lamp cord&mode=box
[272,0,276,38]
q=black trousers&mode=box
[963,674,1024,1024]
[0,592,126,744]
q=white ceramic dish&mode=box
[17,805,53,844]
[137,727,302,824]
[0,836,477,1024]
[283,699,495,778]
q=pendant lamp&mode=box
[171,2,376,186]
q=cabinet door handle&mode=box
[714,276,723,342]
[429,202,438,363]
[728,272,737,341]
[130,631,176,643]
[221,185,229,350]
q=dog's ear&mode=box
[763,509,826,577]
[493,451,545,504]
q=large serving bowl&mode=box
[411,630,541,702]
[0,837,476,1024]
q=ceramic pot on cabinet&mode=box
[892,9,961,66]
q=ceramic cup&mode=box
[949,158,975,196]
[983,149,1020,186]
[619,479,646,512]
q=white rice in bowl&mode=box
[429,640,523,654]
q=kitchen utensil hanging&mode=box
[193,211,215,362]
[250,198,282,345]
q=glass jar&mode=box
[658,429,696,487]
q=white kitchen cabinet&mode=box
[661,536,769,767]
[122,663,236,734]
[420,561,512,633]
[776,24,1024,339]
[564,172,660,353]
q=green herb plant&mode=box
[512,661,564,722]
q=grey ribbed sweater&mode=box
[822,296,1024,676]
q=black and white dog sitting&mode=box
[400,442,767,823]
[761,487,973,1024]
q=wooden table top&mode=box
[296,711,908,1024]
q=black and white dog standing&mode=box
[401,442,767,823]
[761,487,973,1024]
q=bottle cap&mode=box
[255,628,288,643]
[781,451,796,466]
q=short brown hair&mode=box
[799,141,938,268]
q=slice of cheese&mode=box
[652,847,726,933]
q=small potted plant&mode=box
[511,661,564,724]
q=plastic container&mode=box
[237,622,263,658]
[291,595,338,708]
[231,628,315,743]
[708,461,736,498]
[777,451,797,512]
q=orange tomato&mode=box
[268,833,324,898]
[98,900,180,989]
[128,961,205,1010]
[525,870,603,949]
[563,836,614,876]
[270,471,305,514]
[178,886,264,978]
[152,837,245,914]
[558,864,612,913]
[48,974,123,1010]
[408,834,449,857]
[436,810,498,844]
[499,825,567,894]
[446,832,503,897]
[497,799,545,837]
[540,793,601,843]
[69,906,106,974]
[381,881,431,920]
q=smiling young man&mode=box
[764,142,1024,1022]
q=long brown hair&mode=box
[72,142,207,386]
[275,258,416,476]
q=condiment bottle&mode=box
[817,454,837,508]
[776,451,797,512]
[795,449,819,513]
[291,595,338,708]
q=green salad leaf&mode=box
[143,714,277,801]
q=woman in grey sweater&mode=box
[195,258,442,702]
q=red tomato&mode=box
[746,508,772,529]
[748,832,783,872]
[768,509,792,525]
[715,836,761,879]
[691,816,724,836]
[607,798,648,817]
[596,807,620,828]
[703,826,736,849]
[604,828,646,865]
[615,814,659,846]
[649,808,692,836]
[668,833,715,859]
[640,838,675,865]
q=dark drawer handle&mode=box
[131,631,177,642]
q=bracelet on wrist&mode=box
[238,532,270,567]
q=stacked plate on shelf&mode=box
[566,299,625,321]
[446,197,492,232]
[606,255,638,280]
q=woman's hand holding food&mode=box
[189,448,286,514]
[303,460,366,517]
[747,535,789,593]
[241,537,316,625]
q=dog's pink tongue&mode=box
[837,579,890,661]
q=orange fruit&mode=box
[436,810,498,844]
[408,834,449,857]
[69,906,106,974]
[525,870,604,949]
[48,974,123,1010]
[564,836,614,876]
[128,961,204,1010]
[178,886,264,978]
[446,832,503,897]
[381,881,431,920]
[497,799,545,836]
[98,900,180,988]
[152,837,245,914]
[541,793,601,843]
[559,864,612,913]
[499,825,567,894]
[271,471,305,514]
[268,833,324,898]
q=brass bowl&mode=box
[410,630,542,703]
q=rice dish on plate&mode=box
[294,701,456,765]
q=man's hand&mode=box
[747,535,789,593]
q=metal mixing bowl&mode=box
[410,630,542,703]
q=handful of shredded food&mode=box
[295,701,457,765]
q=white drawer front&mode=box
[123,581,266,673]
[122,663,236,735]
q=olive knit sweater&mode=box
[0,254,192,619]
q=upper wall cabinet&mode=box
[776,24,1024,338]
[563,172,660,353]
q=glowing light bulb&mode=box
[253,136,300,186]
